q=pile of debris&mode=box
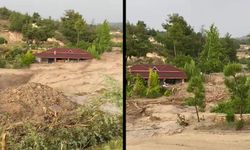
[0,82,76,124]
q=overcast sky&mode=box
[0,0,122,23]
[127,0,250,37]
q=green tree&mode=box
[184,59,200,80]
[223,63,250,120]
[0,7,12,20]
[20,50,35,67]
[162,14,204,58]
[126,21,152,57]
[186,62,205,122]
[199,24,224,73]
[132,75,147,97]
[146,68,161,98]
[31,12,41,23]
[87,44,100,59]
[74,18,86,47]
[60,10,87,44]
[95,20,111,53]
[9,12,29,32]
[220,33,239,62]
[0,37,7,44]
[22,18,57,45]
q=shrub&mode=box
[78,40,91,50]
[146,86,161,98]
[210,100,234,113]
[87,44,100,59]
[146,69,161,98]
[0,37,7,44]
[171,55,193,69]
[164,89,172,97]
[235,120,244,130]
[226,111,235,122]
[132,75,147,97]
[0,59,6,68]
[20,50,35,67]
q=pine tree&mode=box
[95,20,111,54]
[186,62,205,122]
[200,24,224,73]
[223,63,250,120]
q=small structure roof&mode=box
[129,64,187,79]
[34,48,92,59]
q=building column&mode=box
[54,58,56,62]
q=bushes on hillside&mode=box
[0,47,35,68]
[87,44,100,59]
[0,37,7,44]
[20,50,35,67]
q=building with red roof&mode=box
[34,48,92,63]
[129,64,187,84]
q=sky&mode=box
[127,0,250,37]
[0,0,122,24]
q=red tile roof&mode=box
[34,48,92,59]
[129,64,187,79]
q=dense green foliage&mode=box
[184,59,200,80]
[0,7,12,19]
[146,68,161,98]
[86,20,112,59]
[0,47,35,68]
[9,12,30,32]
[0,37,7,44]
[94,20,111,53]
[1,79,122,149]
[4,106,122,149]
[223,64,250,120]
[186,61,205,122]
[132,75,147,97]
[126,21,152,57]
[162,14,204,58]
[60,10,87,44]
[199,24,224,73]
[126,68,165,98]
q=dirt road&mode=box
[127,131,250,150]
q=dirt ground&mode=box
[0,50,122,102]
[127,131,250,150]
[126,73,250,150]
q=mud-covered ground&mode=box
[126,73,250,150]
